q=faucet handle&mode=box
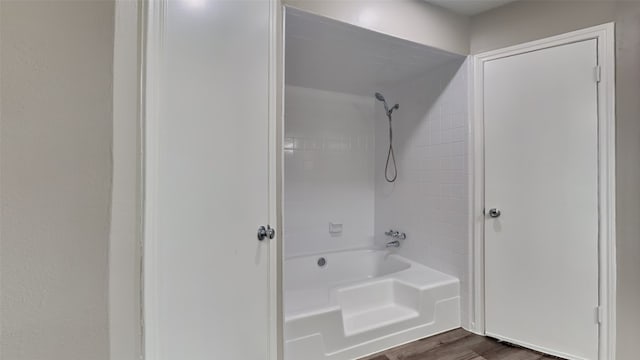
[384,229,407,240]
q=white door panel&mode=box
[147,1,272,359]
[484,40,599,360]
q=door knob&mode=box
[257,225,275,241]
[488,208,501,218]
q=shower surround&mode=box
[283,86,376,257]
[283,8,471,360]
[375,60,471,326]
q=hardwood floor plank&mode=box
[400,335,499,360]
[477,345,544,360]
[357,329,564,360]
[362,356,390,360]
[383,329,473,360]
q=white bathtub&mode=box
[285,249,410,292]
[284,249,461,360]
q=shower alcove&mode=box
[283,8,471,360]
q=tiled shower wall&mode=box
[374,59,470,326]
[284,86,375,258]
[284,61,471,323]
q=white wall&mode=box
[0,1,114,359]
[110,1,142,359]
[470,4,640,358]
[283,0,470,55]
[470,1,616,54]
[284,86,375,257]
[374,60,470,326]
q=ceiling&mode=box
[426,0,520,15]
[285,8,464,97]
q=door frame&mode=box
[469,23,616,360]
[140,0,283,359]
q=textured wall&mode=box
[471,3,640,358]
[374,60,470,327]
[0,1,114,359]
[613,6,640,358]
[470,1,616,54]
[110,1,141,359]
[284,86,375,257]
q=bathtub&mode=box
[284,249,461,360]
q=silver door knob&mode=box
[257,225,276,241]
[488,208,501,218]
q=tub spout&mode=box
[385,240,401,248]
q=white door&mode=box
[144,1,275,359]
[484,40,599,360]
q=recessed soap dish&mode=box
[329,222,343,236]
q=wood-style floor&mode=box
[359,328,563,360]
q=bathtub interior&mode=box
[285,250,410,291]
[284,251,461,360]
[284,251,407,317]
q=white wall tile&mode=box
[284,86,376,257]
[284,60,471,326]
[374,59,470,327]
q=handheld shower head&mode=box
[375,91,400,183]
[375,92,390,113]
[375,92,399,115]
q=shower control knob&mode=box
[257,225,276,241]
[488,208,501,218]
